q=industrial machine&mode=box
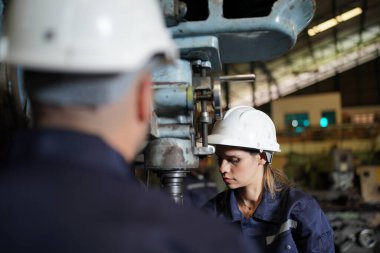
[0,0,316,203]
[145,0,316,203]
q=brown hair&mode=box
[245,148,291,199]
[263,163,291,199]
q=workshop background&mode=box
[0,0,380,252]
[218,0,380,252]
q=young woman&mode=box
[203,106,335,253]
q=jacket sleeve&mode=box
[294,197,335,253]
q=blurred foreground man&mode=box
[0,1,251,252]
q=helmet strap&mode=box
[260,151,274,164]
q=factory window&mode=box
[352,113,375,124]
[320,111,336,128]
[284,113,309,134]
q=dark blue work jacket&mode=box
[183,172,218,208]
[0,128,252,253]
[203,188,335,253]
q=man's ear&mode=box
[136,72,153,123]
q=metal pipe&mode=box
[159,171,188,204]
[219,74,256,83]
[201,100,208,147]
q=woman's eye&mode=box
[230,158,240,165]
[215,156,240,165]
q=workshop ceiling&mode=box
[225,0,380,107]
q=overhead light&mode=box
[308,7,363,36]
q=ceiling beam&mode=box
[359,0,368,44]
[332,0,340,54]
[258,61,280,99]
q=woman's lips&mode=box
[223,177,234,184]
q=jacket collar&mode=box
[229,190,243,222]
[229,188,287,223]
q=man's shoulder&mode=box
[0,168,250,253]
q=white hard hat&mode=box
[208,106,281,152]
[0,0,177,73]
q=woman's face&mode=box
[215,145,266,189]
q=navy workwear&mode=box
[203,187,335,253]
[0,129,252,253]
[183,171,219,208]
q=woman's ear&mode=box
[259,152,268,165]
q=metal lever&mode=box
[219,74,256,83]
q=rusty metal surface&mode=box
[145,138,199,169]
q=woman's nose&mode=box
[219,159,230,174]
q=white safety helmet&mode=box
[208,106,281,153]
[0,0,177,73]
